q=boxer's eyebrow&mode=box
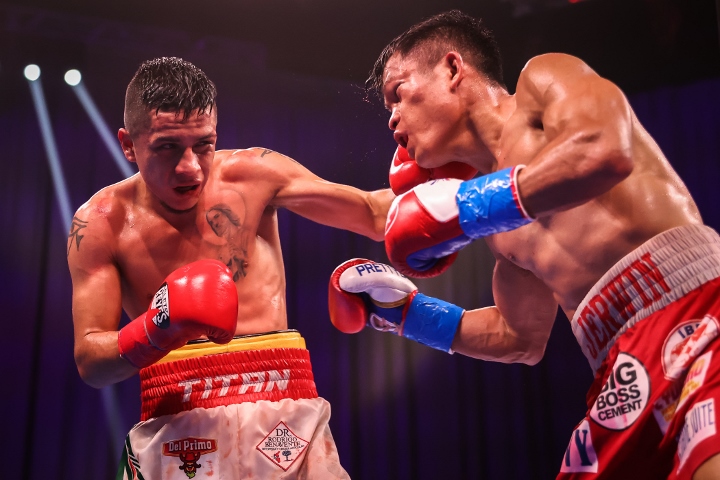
[150,133,215,145]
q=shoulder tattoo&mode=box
[67,216,88,256]
[260,148,300,165]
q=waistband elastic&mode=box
[571,225,720,373]
[139,330,318,421]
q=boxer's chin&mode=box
[160,201,198,215]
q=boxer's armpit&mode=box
[67,216,89,256]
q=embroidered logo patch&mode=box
[162,437,217,478]
[560,419,598,473]
[677,351,713,411]
[662,316,719,380]
[257,422,309,471]
[590,352,650,430]
[653,380,683,435]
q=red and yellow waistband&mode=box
[139,330,318,421]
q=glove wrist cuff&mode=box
[402,293,463,353]
[457,165,533,239]
[118,313,167,369]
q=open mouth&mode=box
[174,185,199,194]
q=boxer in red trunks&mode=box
[67,57,394,479]
[328,10,720,479]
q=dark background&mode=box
[1,0,719,478]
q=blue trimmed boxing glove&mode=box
[328,258,463,352]
[385,165,533,278]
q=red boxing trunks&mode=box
[559,224,720,479]
[117,330,349,479]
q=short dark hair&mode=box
[124,57,217,134]
[366,10,504,96]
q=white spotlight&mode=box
[24,64,41,81]
[64,69,82,86]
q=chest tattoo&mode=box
[205,203,249,281]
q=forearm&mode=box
[451,306,548,365]
[366,188,395,240]
[518,134,632,217]
[75,330,137,388]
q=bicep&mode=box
[67,213,123,343]
[515,56,634,215]
[524,54,632,150]
[67,207,141,386]
[269,153,392,240]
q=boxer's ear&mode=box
[118,128,136,163]
[444,51,465,91]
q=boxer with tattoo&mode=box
[67,57,393,479]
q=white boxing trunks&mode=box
[116,330,349,479]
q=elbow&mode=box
[75,351,109,389]
[508,335,548,365]
[519,350,545,366]
[602,147,634,183]
[584,131,634,185]
[574,143,633,195]
[76,364,105,389]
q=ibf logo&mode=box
[560,419,598,473]
[662,316,719,380]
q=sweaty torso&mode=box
[107,149,287,335]
[487,101,701,321]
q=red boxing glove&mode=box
[328,259,376,334]
[328,258,464,352]
[385,179,470,278]
[118,259,238,369]
[328,258,416,334]
[389,146,477,195]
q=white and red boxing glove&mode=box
[385,166,534,278]
[389,146,477,195]
[118,259,238,369]
[328,258,463,352]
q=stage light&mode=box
[27,70,126,455]
[68,80,135,178]
[64,69,82,86]
[24,64,41,81]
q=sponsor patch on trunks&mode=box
[590,352,649,430]
[560,419,598,473]
[662,316,719,380]
[677,351,713,411]
[162,437,218,478]
[257,421,309,471]
[652,379,684,434]
[677,399,717,471]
